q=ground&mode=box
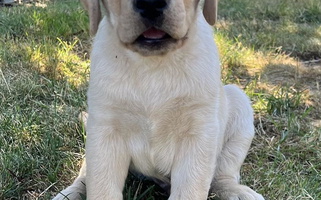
[0,0,320,199]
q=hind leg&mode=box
[53,112,88,200]
[53,160,86,200]
[211,85,264,200]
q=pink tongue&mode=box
[142,27,166,39]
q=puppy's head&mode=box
[82,0,218,56]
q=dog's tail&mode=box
[79,111,88,129]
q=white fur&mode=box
[53,4,264,200]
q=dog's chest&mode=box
[110,95,213,180]
[128,121,176,178]
[89,55,220,178]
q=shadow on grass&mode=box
[217,0,321,60]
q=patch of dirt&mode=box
[0,0,49,7]
[261,59,321,122]
[262,59,321,92]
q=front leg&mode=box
[86,116,131,200]
[169,131,218,200]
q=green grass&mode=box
[1,0,320,199]
[218,0,321,59]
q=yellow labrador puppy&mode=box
[54,0,264,199]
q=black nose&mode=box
[134,0,167,21]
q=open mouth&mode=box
[130,27,184,56]
[136,27,172,44]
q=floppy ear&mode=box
[203,0,218,25]
[81,0,101,36]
